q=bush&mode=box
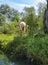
[2,35,48,65]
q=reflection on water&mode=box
[0,53,30,65]
[0,59,17,65]
[0,59,7,65]
[0,54,27,65]
[10,63,15,65]
[0,54,17,65]
[0,59,9,65]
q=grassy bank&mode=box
[0,34,14,41]
[0,34,48,65]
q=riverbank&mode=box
[0,34,48,65]
[0,51,32,65]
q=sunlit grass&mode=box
[0,34,14,41]
[0,34,15,46]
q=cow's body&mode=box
[15,21,27,36]
[19,22,26,33]
[19,22,26,32]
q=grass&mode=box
[0,34,48,65]
[0,34,14,41]
[0,34,15,46]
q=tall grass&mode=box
[0,35,47,65]
[0,34,48,65]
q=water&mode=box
[0,54,17,65]
[0,52,31,65]
[0,53,29,65]
[0,59,16,65]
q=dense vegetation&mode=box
[0,35,48,65]
[0,2,48,65]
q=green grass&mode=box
[0,34,15,46]
[0,34,48,65]
[0,34,14,41]
[7,35,48,65]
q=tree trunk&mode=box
[43,9,48,34]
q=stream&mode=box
[0,53,30,65]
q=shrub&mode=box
[2,35,48,65]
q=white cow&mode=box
[19,21,26,34]
[15,21,28,36]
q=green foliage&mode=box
[26,13,38,34]
[21,7,38,35]
[0,4,19,21]
[0,13,5,26]
[38,2,46,15]
[36,2,46,34]
[0,21,19,34]
[0,35,47,65]
[0,2,48,65]
[14,15,20,22]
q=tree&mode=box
[14,15,20,22]
[37,2,46,33]
[21,7,38,35]
[0,13,5,26]
[38,2,46,15]
[0,4,19,21]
